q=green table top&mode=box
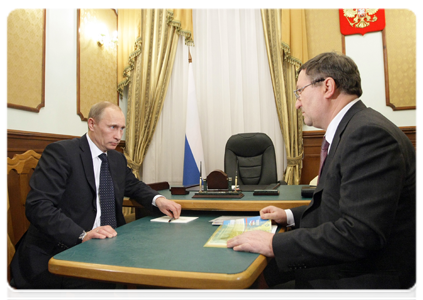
[53,214,263,275]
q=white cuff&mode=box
[285,209,295,227]
[152,195,163,207]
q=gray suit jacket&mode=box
[273,101,416,288]
[11,134,160,288]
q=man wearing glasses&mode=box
[228,52,416,289]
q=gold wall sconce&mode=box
[77,9,118,121]
[97,27,118,47]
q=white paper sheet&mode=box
[150,216,198,223]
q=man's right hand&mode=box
[83,225,117,242]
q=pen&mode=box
[168,217,175,223]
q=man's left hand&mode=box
[155,197,182,219]
[227,231,275,257]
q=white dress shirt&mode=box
[285,99,360,227]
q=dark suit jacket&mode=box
[11,134,160,288]
[272,101,416,288]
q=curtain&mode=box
[261,9,308,185]
[141,9,285,185]
[117,9,141,94]
[118,9,193,178]
[118,9,193,96]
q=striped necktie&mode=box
[98,153,117,228]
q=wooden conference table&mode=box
[49,185,312,289]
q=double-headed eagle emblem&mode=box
[343,9,379,28]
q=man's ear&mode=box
[87,118,95,131]
[324,77,337,98]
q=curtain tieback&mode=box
[128,161,141,172]
[286,152,303,167]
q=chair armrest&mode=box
[122,198,143,208]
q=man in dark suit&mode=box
[11,101,181,289]
[227,52,415,289]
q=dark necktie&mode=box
[318,138,330,182]
[99,153,117,228]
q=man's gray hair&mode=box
[299,52,363,97]
[88,101,122,123]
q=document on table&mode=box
[204,216,275,248]
[150,216,198,223]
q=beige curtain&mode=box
[117,9,193,96]
[141,10,286,185]
[118,9,193,178]
[261,9,308,185]
[117,9,142,93]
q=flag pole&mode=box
[188,47,201,190]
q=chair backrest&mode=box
[7,150,40,282]
[7,150,40,247]
[224,133,277,185]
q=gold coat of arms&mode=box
[343,9,379,28]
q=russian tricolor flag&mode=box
[183,61,205,186]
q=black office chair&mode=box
[224,132,278,185]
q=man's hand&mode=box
[82,225,117,242]
[155,197,182,219]
[260,205,287,225]
[227,230,275,257]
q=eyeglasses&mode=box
[293,78,325,99]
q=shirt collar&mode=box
[86,133,105,159]
[325,98,360,146]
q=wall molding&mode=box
[7,129,125,158]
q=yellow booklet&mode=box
[204,216,272,248]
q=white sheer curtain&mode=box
[141,9,286,184]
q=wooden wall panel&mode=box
[300,126,416,184]
[305,9,344,58]
[77,9,119,121]
[7,9,46,112]
[7,129,125,159]
[300,130,325,185]
[383,10,416,110]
